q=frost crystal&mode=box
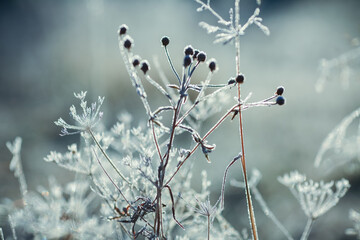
[54,91,104,136]
[345,209,360,239]
[279,171,350,219]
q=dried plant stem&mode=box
[300,218,314,240]
[234,0,258,238]
[165,103,241,186]
[207,215,211,240]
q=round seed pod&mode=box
[276,96,285,105]
[183,55,192,67]
[140,61,150,74]
[118,24,128,36]
[161,36,170,47]
[193,50,199,59]
[236,74,244,84]
[197,52,206,62]
[184,45,194,56]
[124,38,132,49]
[228,78,236,85]
[208,60,216,72]
[132,58,140,67]
[276,86,284,95]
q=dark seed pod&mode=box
[161,36,170,47]
[184,45,194,56]
[140,61,150,74]
[124,39,132,49]
[193,50,199,59]
[276,96,285,105]
[276,86,284,95]
[132,58,140,67]
[183,55,192,67]
[208,60,216,72]
[228,78,236,85]
[118,24,128,36]
[236,74,244,84]
[197,52,206,62]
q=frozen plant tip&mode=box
[54,91,104,136]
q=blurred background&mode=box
[1,0,360,239]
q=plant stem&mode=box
[88,129,129,184]
[234,0,258,238]
[208,215,211,240]
[300,218,314,240]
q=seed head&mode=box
[132,56,140,67]
[208,60,216,72]
[161,36,170,47]
[197,52,206,62]
[236,74,244,84]
[124,37,132,49]
[184,45,194,56]
[276,96,285,105]
[140,61,150,74]
[118,24,128,36]
[228,78,236,85]
[183,55,192,67]
[193,49,199,59]
[276,86,285,95]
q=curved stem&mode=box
[88,129,129,184]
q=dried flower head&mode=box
[54,91,104,136]
[279,171,350,219]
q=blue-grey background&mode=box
[1,0,360,239]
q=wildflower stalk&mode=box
[300,218,314,240]
[234,0,258,238]
[88,129,129,185]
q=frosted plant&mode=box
[54,91,104,136]
[196,0,270,45]
[346,209,360,239]
[3,1,288,239]
[10,178,115,239]
[316,44,360,92]
[314,106,360,171]
[278,171,350,240]
[194,1,283,239]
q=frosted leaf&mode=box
[314,107,360,170]
[199,21,220,34]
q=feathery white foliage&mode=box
[316,46,360,92]
[54,91,104,136]
[6,137,27,197]
[314,106,360,170]
[10,178,115,239]
[196,0,269,45]
[278,171,350,219]
[346,209,360,239]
